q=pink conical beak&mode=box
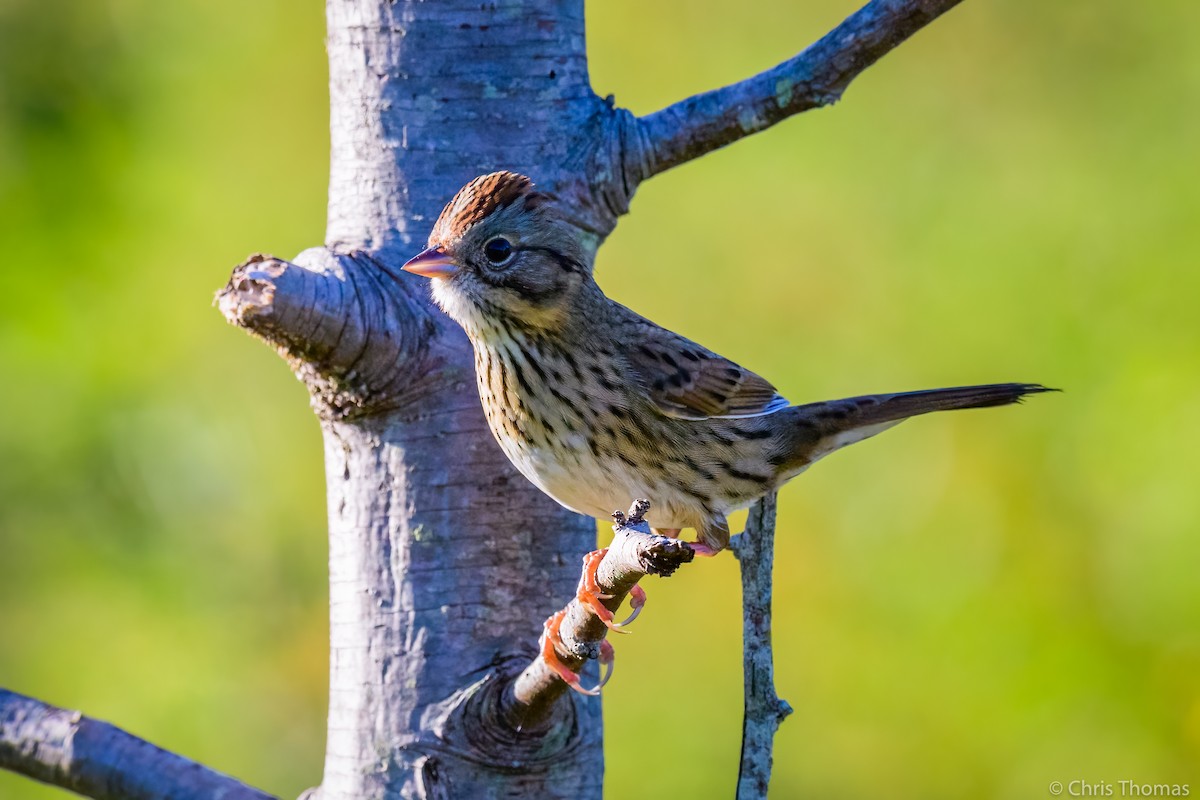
[402,247,459,278]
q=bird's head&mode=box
[402,171,591,338]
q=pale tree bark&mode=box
[1,1,968,798]
[504,500,696,729]
[0,689,276,800]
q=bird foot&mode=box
[577,548,647,631]
[540,610,614,696]
[538,547,652,695]
[654,527,718,557]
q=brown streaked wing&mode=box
[614,307,790,420]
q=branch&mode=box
[500,501,695,731]
[216,249,450,419]
[0,688,277,800]
[637,0,965,177]
[729,493,793,799]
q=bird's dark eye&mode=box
[483,237,514,267]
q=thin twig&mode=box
[501,500,695,732]
[0,688,277,800]
[638,0,965,177]
[729,493,793,799]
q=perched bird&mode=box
[403,171,1051,691]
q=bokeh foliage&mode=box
[1,1,1196,798]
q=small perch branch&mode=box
[638,0,965,177]
[0,688,277,800]
[729,493,793,799]
[500,500,695,731]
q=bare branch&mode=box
[500,501,695,731]
[637,0,965,177]
[0,688,277,800]
[216,249,454,419]
[729,494,793,799]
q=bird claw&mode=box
[576,549,648,632]
[539,546,649,695]
[597,640,615,689]
[614,585,646,628]
[539,610,613,696]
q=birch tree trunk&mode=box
[266,2,626,795]
[1,1,968,797]
[228,2,640,795]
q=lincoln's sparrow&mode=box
[404,171,1050,549]
[402,172,1049,688]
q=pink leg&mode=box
[577,548,647,631]
[539,609,615,696]
[652,526,720,557]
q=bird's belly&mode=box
[503,435,697,528]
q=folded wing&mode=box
[614,307,790,420]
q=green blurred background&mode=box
[1,0,1196,797]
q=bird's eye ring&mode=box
[483,237,515,267]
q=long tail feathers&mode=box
[792,383,1057,463]
[816,382,1056,427]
